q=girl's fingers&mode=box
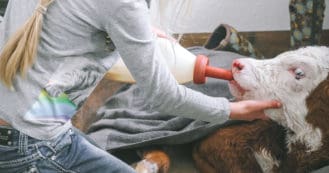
[249,100,282,110]
[152,27,177,42]
[263,100,282,109]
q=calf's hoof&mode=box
[135,149,170,173]
[135,159,159,173]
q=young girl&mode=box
[0,0,280,172]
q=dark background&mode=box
[0,0,8,16]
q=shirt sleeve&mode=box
[95,0,230,123]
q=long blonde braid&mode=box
[0,0,55,88]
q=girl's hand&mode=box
[229,100,281,121]
[152,27,177,42]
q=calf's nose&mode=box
[232,59,244,73]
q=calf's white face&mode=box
[229,46,329,151]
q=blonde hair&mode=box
[0,0,54,88]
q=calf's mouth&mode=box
[229,80,247,96]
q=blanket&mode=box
[86,47,246,152]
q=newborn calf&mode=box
[193,46,329,173]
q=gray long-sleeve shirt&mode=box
[0,0,230,140]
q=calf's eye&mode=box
[294,68,305,80]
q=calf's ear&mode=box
[306,74,329,107]
[305,74,329,127]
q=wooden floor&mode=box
[178,30,329,58]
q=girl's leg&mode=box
[66,130,136,173]
[0,126,135,173]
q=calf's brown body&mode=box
[193,120,286,173]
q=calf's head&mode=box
[229,46,329,151]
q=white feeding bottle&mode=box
[106,37,233,84]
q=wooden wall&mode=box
[178,30,329,58]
